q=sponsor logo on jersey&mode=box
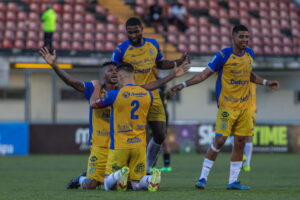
[230,80,249,85]
[127,137,142,144]
[122,92,130,98]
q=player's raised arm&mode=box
[142,61,190,91]
[171,67,214,95]
[39,47,85,93]
[156,52,191,70]
[250,72,280,90]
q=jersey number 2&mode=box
[131,100,140,119]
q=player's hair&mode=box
[126,17,142,28]
[232,24,248,35]
[117,62,134,73]
[101,61,117,68]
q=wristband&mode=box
[263,79,268,86]
[181,81,187,88]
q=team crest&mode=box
[134,163,145,174]
[221,112,229,117]
[90,156,98,162]
[122,92,130,98]
[148,48,154,56]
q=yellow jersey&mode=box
[84,81,110,148]
[98,84,153,150]
[111,38,164,97]
[208,47,255,110]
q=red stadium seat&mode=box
[27,31,38,40]
[74,13,84,23]
[85,23,94,32]
[263,46,273,55]
[83,41,94,51]
[84,32,94,41]
[210,36,219,45]
[199,26,209,35]
[15,40,25,49]
[189,35,198,44]
[228,1,238,9]
[73,23,83,32]
[272,37,282,46]
[188,16,198,26]
[85,14,95,23]
[239,1,248,10]
[0,21,4,30]
[283,37,292,46]
[4,30,15,40]
[135,6,145,15]
[208,0,218,9]
[72,41,82,50]
[273,46,282,55]
[7,2,18,11]
[200,35,209,44]
[252,37,262,46]
[186,26,198,35]
[167,34,177,43]
[210,44,219,53]
[6,12,17,21]
[3,39,14,48]
[6,21,17,31]
[178,44,187,52]
[188,44,198,53]
[199,1,208,9]
[210,26,219,35]
[209,8,219,18]
[60,41,70,50]
[62,32,72,41]
[117,33,127,42]
[229,10,238,18]
[104,42,115,51]
[95,32,105,41]
[283,46,293,55]
[259,2,268,10]
[117,24,125,33]
[252,46,262,55]
[249,2,258,10]
[271,28,281,37]
[16,31,25,40]
[107,24,117,33]
[199,44,209,53]
[95,41,105,51]
[75,5,85,14]
[26,40,37,49]
[63,4,73,13]
[0,2,5,11]
[73,32,83,41]
[179,35,188,44]
[96,5,107,15]
[62,13,73,23]
[29,13,39,21]
[220,36,230,46]
[62,23,72,31]
[30,3,40,12]
[107,15,118,24]
[269,2,278,11]
[106,33,116,42]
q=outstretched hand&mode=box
[266,80,280,90]
[39,47,57,66]
[180,52,191,65]
[169,84,184,96]
[174,60,190,77]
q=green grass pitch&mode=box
[0,153,299,200]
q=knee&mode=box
[83,179,98,189]
[153,131,166,144]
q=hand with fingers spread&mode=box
[173,59,190,77]
[39,47,57,66]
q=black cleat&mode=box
[67,172,86,189]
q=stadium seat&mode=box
[75,5,85,14]
[95,32,105,41]
[26,40,36,49]
[15,40,25,49]
[63,4,73,13]
[106,33,116,42]
[188,44,198,53]
[0,2,5,11]
[249,2,258,10]
[199,44,209,53]
[107,24,118,33]
[198,0,208,9]
[95,41,105,51]
[239,1,248,10]
[178,44,187,52]
[83,41,94,51]
[135,6,145,16]
[84,32,94,41]
[252,46,263,55]
[189,35,198,44]
[60,41,70,50]
[187,0,198,9]
[74,14,84,23]
[3,39,14,48]
[29,13,39,21]
[167,34,177,43]
[16,31,25,40]
[210,44,219,53]
[62,13,73,23]
[4,30,15,40]
[73,32,83,41]
[6,11,17,21]
[210,36,219,45]
[117,33,127,42]
[179,35,188,44]
[104,42,115,51]
[73,23,83,32]
[85,14,95,23]
[96,5,107,15]
[72,41,82,50]
[62,32,72,41]
[62,23,72,32]
[6,21,17,31]
[199,35,210,44]
[7,2,18,11]
[273,46,282,55]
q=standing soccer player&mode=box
[171,25,280,190]
[40,47,118,189]
[111,17,189,173]
[91,62,189,191]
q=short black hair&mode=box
[102,61,117,68]
[232,24,248,35]
[117,62,134,73]
[126,17,142,28]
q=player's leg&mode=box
[161,141,172,172]
[196,108,235,189]
[227,109,252,190]
[104,149,129,191]
[147,121,166,173]
[146,98,166,173]
[242,136,252,171]
[196,135,228,189]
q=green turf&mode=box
[0,153,299,200]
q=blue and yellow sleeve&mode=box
[101,90,119,107]
[147,38,164,61]
[111,41,130,65]
[83,81,94,101]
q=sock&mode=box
[163,153,170,167]
[147,138,161,173]
[199,158,214,181]
[229,161,243,184]
[230,136,234,149]
[104,170,121,191]
[131,175,151,190]
[243,143,253,166]
[79,176,86,187]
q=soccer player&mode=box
[40,47,118,189]
[90,62,189,191]
[111,17,190,173]
[171,25,280,190]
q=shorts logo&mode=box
[90,156,98,162]
[221,123,227,130]
[88,167,95,174]
[122,92,130,98]
[221,112,229,118]
[134,163,145,174]
[112,163,122,172]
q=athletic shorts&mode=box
[215,107,254,137]
[105,146,146,181]
[86,145,108,183]
[148,94,166,122]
